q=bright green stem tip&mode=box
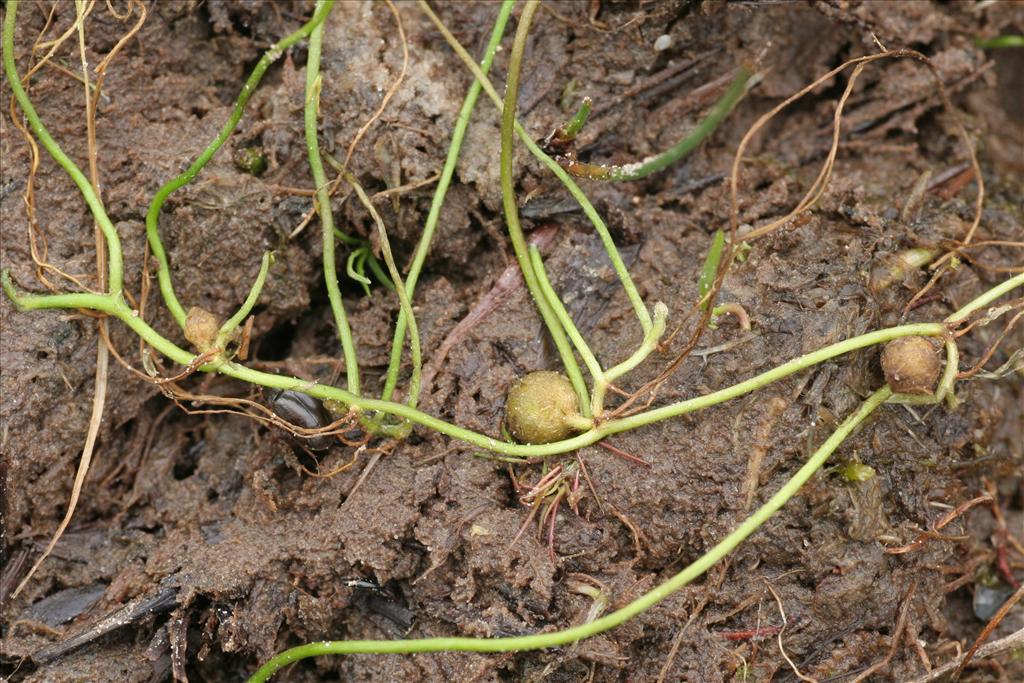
[698,229,726,309]
[558,97,592,140]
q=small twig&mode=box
[341,448,384,506]
[883,494,993,555]
[718,622,786,641]
[596,440,650,467]
[849,582,917,682]
[31,587,178,664]
[934,165,976,201]
[342,0,408,170]
[903,627,1024,683]
[953,584,1024,680]
[765,581,817,682]
[982,479,1021,589]
[655,600,707,683]
[370,171,440,202]
[302,443,371,479]
[606,504,646,557]
[957,310,1023,379]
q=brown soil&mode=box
[2,1,1022,681]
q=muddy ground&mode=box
[1,1,1022,681]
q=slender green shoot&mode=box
[2,271,114,312]
[591,301,668,416]
[319,155,395,297]
[246,387,891,682]
[343,245,393,295]
[215,251,274,350]
[500,0,591,415]
[3,0,123,297]
[344,171,422,409]
[417,0,652,335]
[945,272,1024,324]
[699,229,726,310]
[10,234,987,462]
[603,302,668,383]
[380,0,515,403]
[333,226,363,246]
[563,67,755,181]
[550,97,592,143]
[305,1,360,396]
[362,248,394,292]
[526,243,669,417]
[975,35,1024,49]
[346,248,373,294]
[144,0,336,328]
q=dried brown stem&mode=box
[849,582,917,682]
[952,584,1024,681]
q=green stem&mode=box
[344,172,422,409]
[144,1,335,328]
[500,0,591,413]
[215,251,273,349]
[698,229,726,310]
[587,301,667,417]
[603,302,668,383]
[381,0,514,403]
[8,264,956,459]
[246,386,890,682]
[322,154,394,296]
[529,246,603,384]
[601,325,929,437]
[88,270,966,454]
[2,271,117,313]
[417,0,652,335]
[346,247,373,295]
[305,1,360,396]
[565,67,755,181]
[945,272,1024,324]
[975,34,1024,49]
[333,226,363,247]
[528,248,595,416]
[363,250,395,292]
[558,97,592,140]
[3,0,123,297]
[592,302,667,417]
